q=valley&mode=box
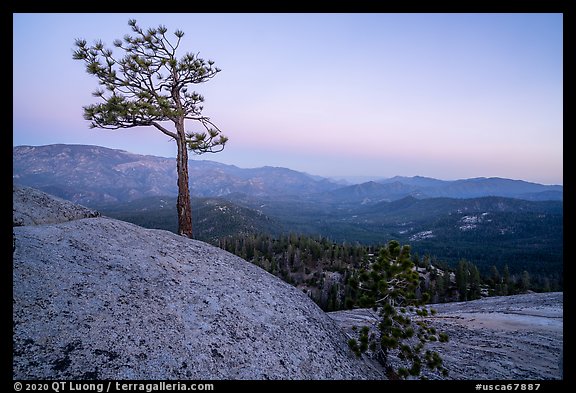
[92,192,562,278]
[14,144,563,279]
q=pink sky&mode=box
[13,13,563,185]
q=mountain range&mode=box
[13,144,563,275]
[12,144,340,205]
[13,144,562,206]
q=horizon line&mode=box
[12,142,564,187]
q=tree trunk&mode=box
[175,129,193,238]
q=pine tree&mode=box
[468,263,482,300]
[349,240,448,379]
[73,19,227,238]
[490,265,501,295]
[503,264,511,295]
[442,269,452,302]
[520,270,531,292]
[455,260,469,301]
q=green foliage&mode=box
[217,232,377,310]
[98,191,561,298]
[455,259,482,301]
[96,196,281,243]
[95,194,562,296]
[348,338,361,357]
[520,270,531,292]
[350,240,449,379]
[73,19,228,237]
[72,19,228,154]
[240,194,562,280]
[73,19,227,153]
[456,260,468,301]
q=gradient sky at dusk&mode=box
[13,13,563,184]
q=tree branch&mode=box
[151,121,177,139]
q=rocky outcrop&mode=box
[13,186,384,380]
[329,292,563,380]
[13,184,99,226]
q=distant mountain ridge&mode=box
[13,144,562,206]
[345,176,562,203]
[12,144,341,205]
[395,176,562,200]
[13,145,561,276]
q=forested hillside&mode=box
[218,233,562,311]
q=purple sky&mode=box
[13,13,563,185]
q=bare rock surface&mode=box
[329,292,563,380]
[13,187,384,380]
[13,184,99,226]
